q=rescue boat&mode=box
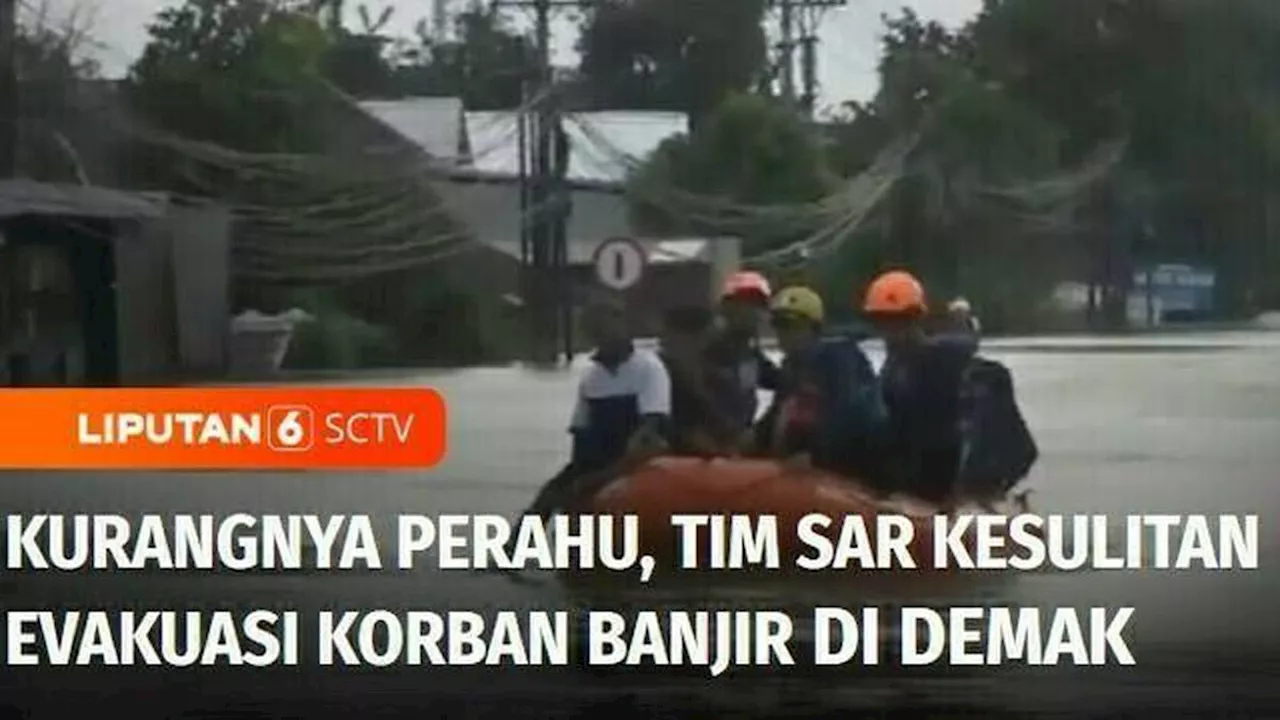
[583,455,997,574]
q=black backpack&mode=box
[957,357,1039,499]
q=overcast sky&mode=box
[41,0,982,108]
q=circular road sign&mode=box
[593,237,648,290]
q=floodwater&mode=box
[1,332,1279,715]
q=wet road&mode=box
[1,332,1278,714]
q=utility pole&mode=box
[777,1,795,102]
[768,0,846,115]
[495,0,578,364]
[798,35,817,114]
[0,0,17,177]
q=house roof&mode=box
[356,98,714,263]
[0,179,164,220]
[356,97,468,162]
[354,96,688,183]
[466,110,686,184]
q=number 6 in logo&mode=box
[267,406,314,452]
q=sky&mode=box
[37,0,982,108]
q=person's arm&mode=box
[755,350,782,392]
[567,387,591,466]
[626,352,672,458]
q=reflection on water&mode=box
[1,333,1278,712]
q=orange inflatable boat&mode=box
[585,456,984,574]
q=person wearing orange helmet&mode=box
[861,270,977,502]
[706,270,782,442]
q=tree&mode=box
[626,92,834,252]
[13,4,104,183]
[319,3,400,98]
[963,0,1280,317]
[391,7,536,109]
[577,0,769,128]
[128,0,331,156]
[823,10,1077,330]
[125,0,514,368]
[319,5,536,107]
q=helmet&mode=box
[770,286,824,324]
[948,297,972,314]
[720,271,772,302]
[863,270,926,315]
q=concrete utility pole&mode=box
[777,0,795,102]
[768,0,846,115]
[494,0,577,364]
[0,0,17,176]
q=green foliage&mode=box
[402,9,537,110]
[816,0,1280,326]
[13,12,103,183]
[127,0,331,154]
[284,310,400,370]
[627,93,834,252]
[320,6,535,108]
[577,0,768,125]
[127,0,520,369]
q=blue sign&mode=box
[1132,264,1215,313]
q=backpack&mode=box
[957,357,1039,499]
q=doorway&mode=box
[65,222,118,385]
[4,215,119,385]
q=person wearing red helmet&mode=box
[657,305,742,455]
[705,271,782,447]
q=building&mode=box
[357,98,743,337]
[0,180,232,385]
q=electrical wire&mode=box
[568,87,1127,269]
[111,83,566,280]
[19,0,1128,284]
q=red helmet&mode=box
[720,271,772,303]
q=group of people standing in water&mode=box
[519,269,1038,523]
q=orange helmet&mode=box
[863,270,927,315]
[720,271,772,303]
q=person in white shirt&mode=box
[519,299,671,520]
[947,297,982,337]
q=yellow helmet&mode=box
[770,286,824,324]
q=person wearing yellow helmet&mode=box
[755,286,886,477]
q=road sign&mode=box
[593,237,647,290]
